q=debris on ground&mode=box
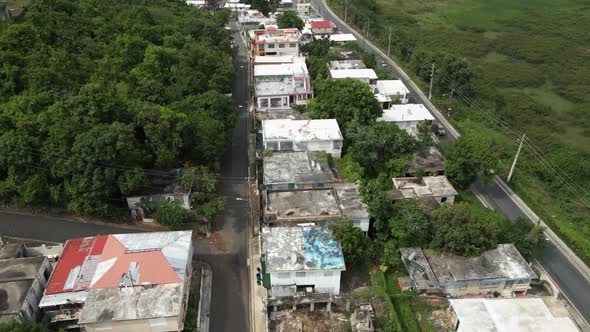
[269,310,347,332]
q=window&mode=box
[259,44,265,50]
[288,183,295,189]
[279,43,285,48]
[479,281,499,289]
[43,268,50,282]
[270,97,282,107]
[266,184,273,190]
[268,44,275,48]
[280,141,293,150]
[278,272,290,279]
[283,97,289,106]
[323,271,333,277]
[504,280,515,289]
[259,98,269,108]
[441,197,448,203]
[333,140,342,149]
[289,43,296,48]
[267,141,279,150]
[295,272,306,278]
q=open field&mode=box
[327,0,590,263]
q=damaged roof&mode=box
[262,227,345,272]
[263,151,333,186]
[392,176,458,199]
[404,146,446,175]
[400,244,538,290]
[262,119,343,142]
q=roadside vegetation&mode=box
[0,0,236,219]
[325,0,590,264]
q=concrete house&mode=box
[377,104,435,137]
[264,183,370,232]
[297,3,311,15]
[249,27,301,57]
[263,151,334,191]
[310,20,337,35]
[374,80,410,109]
[262,227,345,297]
[329,68,378,86]
[0,243,53,324]
[239,10,275,26]
[329,60,366,70]
[449,298,578,332]
[391,176,458,204]
[399,244,538,297]
[39,231,193,332]
[404,146,445,177]
[262,119,343,158]
[254,58,313,111]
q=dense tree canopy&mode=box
[444,132,500,190]
[308,79,382,130]
[0,0,235,216]
[276,11,304,30]
[430,202,497,256]
[330,221,368,266]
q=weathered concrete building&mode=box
[263,151,334,191]
[262,227,345,297]
[404,146,446,177]
[391,175,458,204]
[262,119,343,158]
[399,244,537,297]
[264,183,370,232]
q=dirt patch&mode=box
[270,310,348,332]
[207,231,227,253]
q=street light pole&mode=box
[387,28,392,57]
[507,134,527,183]
[428,63,435,100]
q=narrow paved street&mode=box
[192,18,251,332]
[312,0,590,324]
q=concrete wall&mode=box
[434,194,455,205]
[264,140,342,158]
[270,270,342,296]
[441,278,532,297]
[19,257,52,322]
[83,316,181,332]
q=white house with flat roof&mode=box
[374,80,410,108]
[249,27,301,57]
[392,176,458,204]
[378,104,435,137]
[254,58,313,111]
[262,227,345,297]
[329,68,378,86]
[449,298,578,332]
[262,119,343,158]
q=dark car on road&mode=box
[432,122,447,137]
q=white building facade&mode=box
[262,119,343,158]
[378,104,435,137]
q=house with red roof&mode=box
[310,20,336,35]
[39,231,193,332]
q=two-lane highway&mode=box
[313,0,590,325]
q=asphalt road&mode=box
[313,0,590,324]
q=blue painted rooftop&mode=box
[262,227,346,272]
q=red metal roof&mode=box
[45,234,181,295]
[310,20,335,29]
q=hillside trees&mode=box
[276,11,304,30]
[0,0,235,217]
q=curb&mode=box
[197,262,212,332]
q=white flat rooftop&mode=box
[254,60,308,77]
[330,68,377,80]
[253,55,300,64]
[376,80,409,96]
[450,298,578,332]
[263,119,342,142]
[378,104,434,122]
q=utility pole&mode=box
[507,134,526,183]
[343,0,348,23]
[449,88,454,109]
[428,63,435,100]
[387,28,392,57]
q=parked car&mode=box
[380,60,388,67]
[432,122,447,137]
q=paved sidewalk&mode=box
[250,236,268,332]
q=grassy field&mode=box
[327,0,590,263]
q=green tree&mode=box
[276,11,304,30]
[389,199,431,247]
[329,221,368,266]
[155,198,194,225]
[346,122,418,176]
[0,320,45,332]
[308,79,382,130]
[431,202,497,256]
[445,133,500,190]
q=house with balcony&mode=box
[254,57,313,112]
[249,26,302,57]
[262,227,345,298]
[377,104,435,137]
[262,119,343,158]
[399,244,537,297]
[374,80,410,109]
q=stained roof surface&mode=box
[263,227,345,272]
